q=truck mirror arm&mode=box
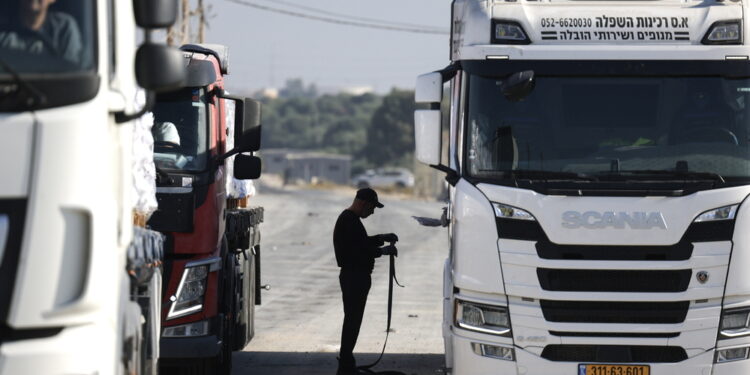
[431,164,460,186]
[115,91,155,124]
[215,148,243,167]
[437,62,461,83]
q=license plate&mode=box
[579,364,650,375]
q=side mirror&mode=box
[414,110,442,165]
[502,70,535,102]
[234,154,262,180]
[233,98,262,152]
[216,91,262,152]
[135,44,186,92]
[414,72,444,166]
[133,0,178,29]
[415,72,443,103]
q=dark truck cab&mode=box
[147,44,264,375]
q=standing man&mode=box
[333,188,398,375]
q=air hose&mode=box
[357,252,406,375]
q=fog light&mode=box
[716,347,750,363]
[163,320,209,337]
[472,342,515,361]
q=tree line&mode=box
[258,79,416,175]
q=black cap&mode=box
[356,188,384,208]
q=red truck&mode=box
[147,44,265,375]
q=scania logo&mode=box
[562,211,667,230]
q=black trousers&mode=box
[338,268,372,368]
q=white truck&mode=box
[415,1,750,374]
[0,1,184,374]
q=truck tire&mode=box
[215,248,237,375]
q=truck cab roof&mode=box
[181,43,229,74]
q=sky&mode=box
[205,0,451,94]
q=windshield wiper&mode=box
[482,169,598,181]
[0,58,46,108]
[595,170,725,184]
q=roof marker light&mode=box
[492,20,531,45]
[703,21,742,45]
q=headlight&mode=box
[720,308,750,338]
[493,203,536,221]
[694,205,738,223]
[455,299,511,336]
[703,21,742,45]
[167,258,220,320]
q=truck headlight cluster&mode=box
[167,261,216,319]
[720,308,750,338]
[455,299,511,336]
[493,203,536,221]
[170,265,208,318]
[694,204,738,222]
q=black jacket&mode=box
[333,209,383,272]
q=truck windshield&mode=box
[0,0,95,72]
[152,88,209,173]
[465,61,750,188]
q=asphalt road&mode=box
[233,185,448,375]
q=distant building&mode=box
[261,149,351,185]
[254,88,279,100]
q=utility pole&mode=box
[167,0,206,46]
[198,0,206,43]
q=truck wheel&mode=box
[214,253,237,375]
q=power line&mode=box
[253,0,446,32]
[224,0,450,35]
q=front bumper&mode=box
[0,323,116,375]
[450,332,750,375]
[160,334,221,359]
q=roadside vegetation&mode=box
[258,79,416,175]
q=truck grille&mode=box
[496,211,735,359]
[541,345,688,363]
[536,241,693,261]
[537,269,692,292]
[540,300,690,324]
